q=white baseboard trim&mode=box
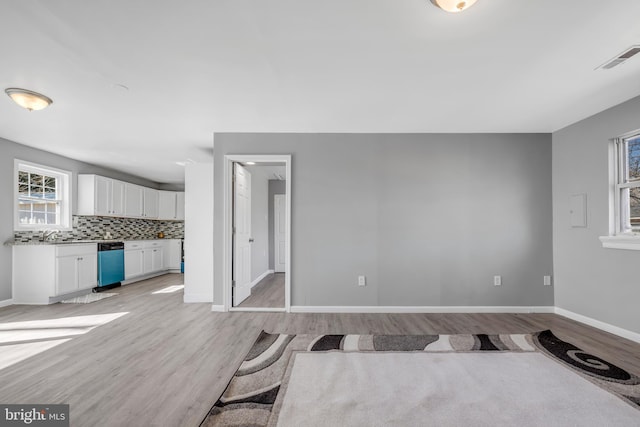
[183,293,214,303]
[250,270,274,290]
[211,304,225,312]
[554,307,640,344]
[230,307,285,313]
[290,306,555,314]
[122,270,168,286]
[0,299,13,308]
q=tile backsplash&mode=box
[14,216,184,243]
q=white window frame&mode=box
[14,159,72,231]
[600,132,640,250]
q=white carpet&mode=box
[276,352,640,427]
[60,293,117,304]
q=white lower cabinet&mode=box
[13,243,98,305]
[124,240,166,281]
[55,245,97,295]
[56,255,79,295]
[164,239,182,271]
[124,247,144,279]
[151,246,163,271]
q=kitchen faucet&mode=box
[40,229,60,242]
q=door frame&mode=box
[223,154,291,312]
[274,194,286,273]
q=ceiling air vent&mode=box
[598,45,640,70]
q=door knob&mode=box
[249,238,254,243]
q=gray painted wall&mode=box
[214,133,553,307]
[268,180,286,270]
[552,95,640,335]
[0,136,158,301]
[248,167,270,281]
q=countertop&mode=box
[5,237,182,246]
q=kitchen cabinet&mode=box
[12,243,98,304]
[164,239,182,271]
[78,174,182,221]
[124,183,144,217]
[158,191,185,220]
[151,246,163,271]
[78,175,125,217]
[124,244,144,279]
[124,240,165,280]
[143,188,159,219]
[176,192,185,220]
[56,245,97,295]
[158,191,176,220]
[55,255,79,295]
[111,180,126,216]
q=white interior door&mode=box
[233,163,252,305]
[274,194,287,273]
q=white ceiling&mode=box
[1,1,640,184]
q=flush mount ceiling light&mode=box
[430,0,477,13]
[5,88,53,111]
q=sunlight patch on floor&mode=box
[0,339,71,371]
[0,312,128,371]
[152,285,184,294]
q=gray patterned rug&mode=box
[202,331,640,426]
[60,293,118,304]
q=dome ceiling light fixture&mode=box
[5,88,53,111]
[430,0,478,13]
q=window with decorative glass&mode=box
[614,134,640,234]
[15,160,71,230]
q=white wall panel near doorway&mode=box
[184,162,213,303]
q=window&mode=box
[614,135,640,234]
[14,160,71,231]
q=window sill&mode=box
[599,235,640,250]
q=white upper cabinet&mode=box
[111,180,125,216]
[157,191,185,220]
[176,192,185,220]
[158,190,177,220]
[78,175,127,217]
[94,176,110,216]
[124,183,144,217]
[143,188,159,219]
[78,174,183,221]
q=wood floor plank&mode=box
[236,272,284,308]
[1,274,639,426]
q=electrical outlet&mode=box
[544,275,552,286]
[358,275,366,287]
[493,275,502,286]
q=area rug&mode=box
[202,331,640,426]
[60,293,118,304]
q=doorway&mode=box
[223,155,291,312]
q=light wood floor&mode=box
[1,274,639,427]
[236,273,285,308]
